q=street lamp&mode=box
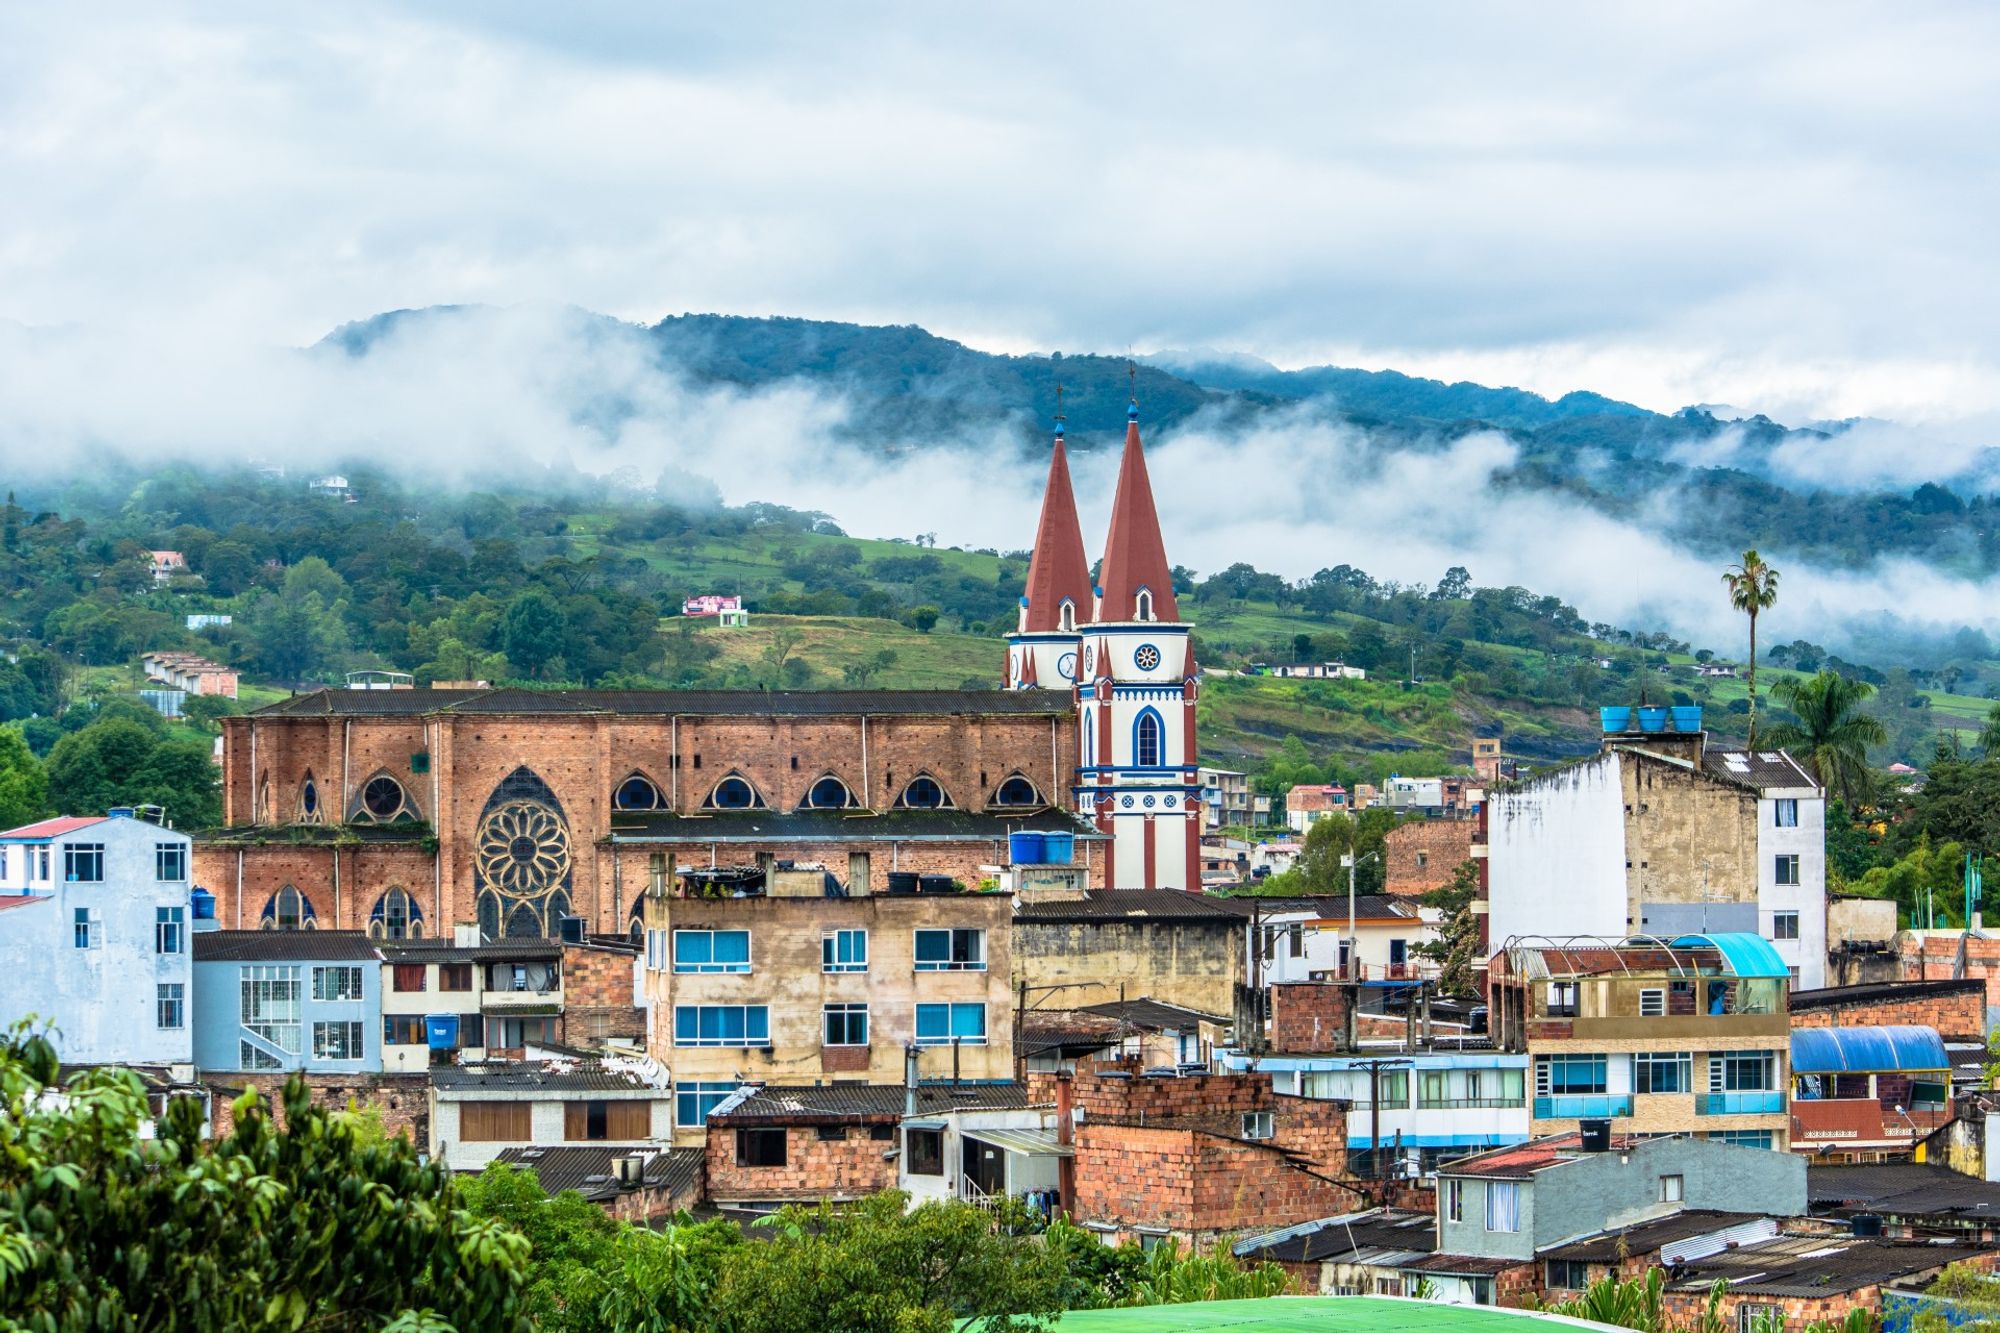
[1340,850,1381,982]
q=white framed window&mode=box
[1772,911,1800,941]
[312,966,364,1001]
[1659,1173,1684,1203]
[673,1005,769,1047]
[1710,1051,1776,1092]
[913,928,985,971]
[73,907,99,949]
[34,847,49,881]
[312,1021,365,1061]
[823,1003,869,1046]
[1773,798,1799,828]
[1446,1178,1464,1222]
[822,929,868,973]
[1774,854,1801,886]
[675,1080,738,1128]
[1638,988,1665,1017]
[156,983,184,1030]
[645,928,668,972]
[1738,1304,1783,1333]
[155,843,187,881]
[1634,1052,1693,1094]
[673,929,751,974]
[1484,1180,1520,1233]
[1241,1111,1274,1140]
[155,906,184,955]
[241,965,303,1056]
[64,844,104,883]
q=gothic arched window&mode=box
[1134,710,1164,768]
[614,773,665,811]
[993,775,1042,807]
[897,775,953,810]
[260,885,317,931]
[1134,588,1155,622]
[704,775,765,810]
[1058,600,1077,633]
[299,773,322,824]
[368,886,424,940]
[801,775,857,810]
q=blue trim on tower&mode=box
[1132,707,1165,768]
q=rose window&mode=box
[476,800,572,902]
[1134,644,1162,671]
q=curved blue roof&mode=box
[1792,1025,1950,1075]
[1669,932,1790,979]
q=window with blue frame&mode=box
[822,929,867,973]
[1709,1129,1774,1149]
[673,929,752,974]
[674,1005,770,1047]
[1134,712,1163,767]
[915,1002,986,1046]
[1537,1054,1608,1095]
[676,1080,740,1127]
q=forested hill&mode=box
[318,307,2000,577]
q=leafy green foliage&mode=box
[1763,670,1888,806]
[0,727,48,830]
[0,1024,528,1329]
[45,713,220,828]
[1415,860,1482,996]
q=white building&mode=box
[1250,895,1442,985]
[427,1058,672,1171]
[0,811,195,1066]
[1487,719,1827,988]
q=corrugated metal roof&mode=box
[193,930,384,962]
[1792,1025,1950,1075]
[1669,932,1791,978]
[710,1082,1035,1122]
[253,687,1070,720]
[1539,1211,1769,1263]
[965,1127,1072,1157]
[491,1146,700,1201]
[432,1058,670,1093]
[1014,892,1250,923]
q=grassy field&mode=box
[683,613,1000,690]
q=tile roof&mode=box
[1013,891,1251,923]
[1235,1208,1438,1265]
[492,1146,701,1202]
[1440,1132,1640,1179]
[611,807,1098,843]
[709,1082,1036,1124]
[1539,1211,1767,1262]
[1789,978,1987,1011]
[432,1058,671,1094]
[252,687,1070,720]
[1662,1234,1992,1298]
[1808,1162,2000,1218]
[193,929,384,962]
[1219,894,1420,920]
[0,815,107,841]
[0,895,49,913]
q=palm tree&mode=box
[1764,670,1887,805]
[1722,550,1781,747]
[1980,701,2000,755]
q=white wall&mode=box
[1488,753,1630,952]
[436,1093,672,1170]
[1758,790,1827,989]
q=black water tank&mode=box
[1851,1214,1884,1237]
[919,874,955,895]
[1579,1119,1612,1152]
[558,915,585,944]
[887,872,920,896]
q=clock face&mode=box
[1057,652,1078,681]
[1134,643,1162,671]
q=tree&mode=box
[906,605,941,634]
[0,1029,529,1328]
[45,718,221,827]
[1721,550,1780,747]
[1415,860,1480,996]
[1980,701,2000,756]
[0,727,48,829]
[502,590,570,680]
[715,1193,1063,1333]
[1763,670,1888,806]
[1433,566,1472,601]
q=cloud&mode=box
[3,304,1996,664]
[1,2,1998,422]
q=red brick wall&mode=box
[205,1072,431,1145]
[1382,821,1475,897]
[193,842,437,933]
[562,941,644,1044]
[1269,984,1352,1054]
[703,1123,896,1203]
[1792,984,1985,1042]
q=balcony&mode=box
[481,987,563,1015]
[1695,1091,1785,1116]
[1791,1098,1951,1145]
[1533,1094,1633,1120]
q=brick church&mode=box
[196,402,1200,938]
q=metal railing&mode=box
[1696,1090,1785,1116]
[1533,1094,1633,1119]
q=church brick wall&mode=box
[192,842,438,933]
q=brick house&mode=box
[561,937,644,1046]
[1790,978,1986,1043]
[1382,819,1476,897]
[1052,1065,1360,1248]
[492,1144,703,1222]
[1659,1234,2000,1329]
[1232,1207,1438,1295]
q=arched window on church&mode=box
[704,775,766,810]
[1134,711,1164,768]
[897,775,953,809]
[260,885,317,931]
[614,773,665,811]
[368,887,424,940]
[352,773,414,823]
[1134,589,1155,622]
[993,775,1042,807]
[1058,600,1076,633]
[628,903,645,948]
[299,772,322,824]
[801,775,857,810]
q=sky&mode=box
[3,1,1998,425]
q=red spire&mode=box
[1094,405,1178,623]
[1020,430,1092,633]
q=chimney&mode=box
[1054,1072,1076,1217]
[904,1045,921,1118]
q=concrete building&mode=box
[1012,890,1249,1018]
[428,1056,671,1171]
[1197,769,1267,830]
[1286,785,1351,834]
[191,931,383,1073]
[0,811,195,1067]
[639,864,1016,1141]
[1487,709,1828,987]
[141,651,239,699]
[1490,934,1794,1148]
[377,932,565,1072]
[1247,895,1441,986]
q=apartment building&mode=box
[1197,768,1268,830]
[1490,934,1794,1149]
[0,811,195,1066]
[191,931,384,1073]
[640,861,1014,1142]
[378,932,564,1071]
[428,1057,672,1171]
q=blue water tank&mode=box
[190,886,216,921]
[1009,832,1047,865]
[1670,705,1703,732]
[1600,706,1633,732]
[1042,832,1075,864]
[1637,706,1669,733]
[425,1015,460,1050]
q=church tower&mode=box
[1006,409,1092,691]
[1079,401,1201,890]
